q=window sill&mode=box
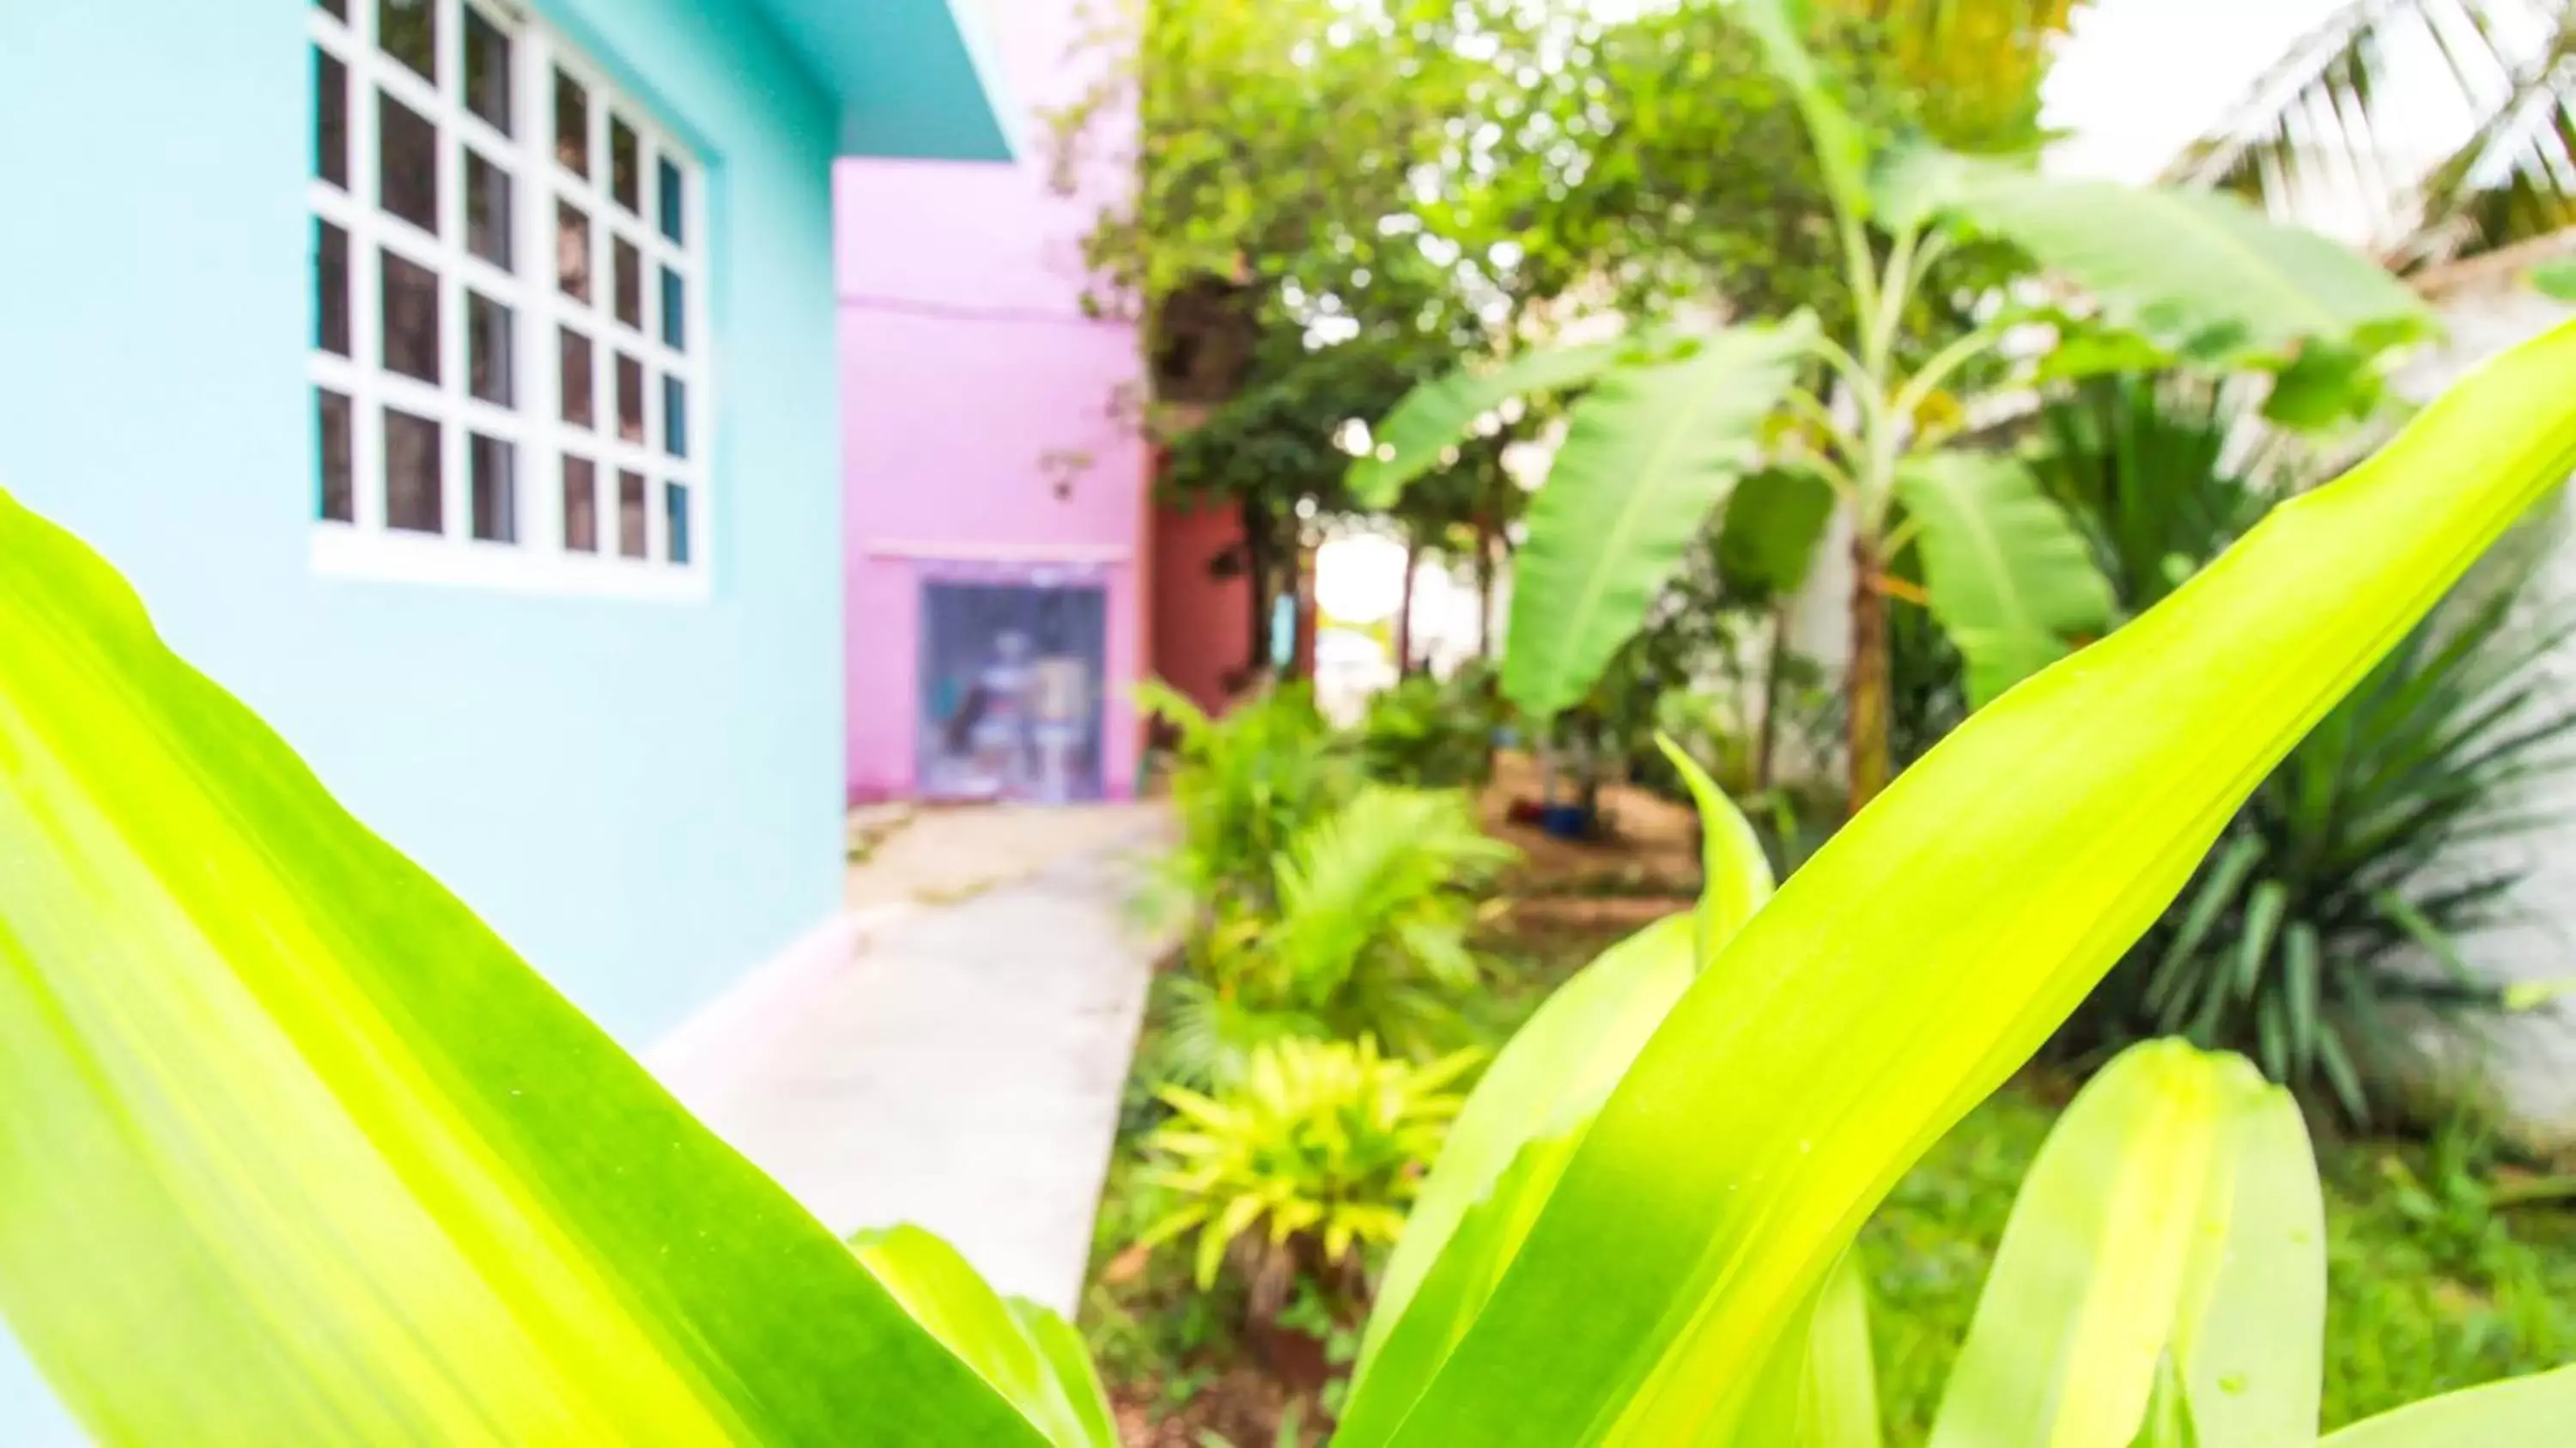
[312,526,711,603]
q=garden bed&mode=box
[1083,915,2576,1446]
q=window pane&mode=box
[470,435,517,542]
[318,389,354,522]
[467,292,513,405]
[665,482,690,564]
[463,8,513,134]
[659,266,684,350]
[316,221,350,356]
[315,48,349,189]
[656,155,683,243]
[380,249,440,383]
[384,407,443,532]
[617,354,645,444]
[558,327,594,428]
[562,456,598,551]
[465,150,513,270]
[556,201,590,301]
[614,238,641,329]
[378,0,434,82]
[554,70,589,176]
[662,374,687,459]
[610,117,640,212]
[378,92,439,234]
[618,470,647,557]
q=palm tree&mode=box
[2169,0,2576,269]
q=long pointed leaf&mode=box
[1347,343,1627,508]
[0,489,1043,1443]
[1344,319,2576,1446]
[1504,322,1812,720]
[1730,0,1877,226]
[1898,452,2118,707]
[1656,733,1779,968]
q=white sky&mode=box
[2042,0,2359,182]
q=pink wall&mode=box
[838,1,1145,803]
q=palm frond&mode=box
[2166,0,2576,266]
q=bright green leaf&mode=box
[1900,149,2434,368]
[1897,451,2118,707]
[1343,317,2576,1447]
[1350,916,1696,1396]
[1347,342,1626,508]
[851,1226,1116,1448]
[1655,732,1778,970]
[2528,258,2576,303]
[2320,1363,2576,1445]
[0,489,1045,1444]
[1504,320,1813,721]
[1928,1042,2321,1448]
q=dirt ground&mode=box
[1478,751,1704,910]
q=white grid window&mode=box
[309,0,710,599]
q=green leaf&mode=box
[1897,452,2118,707]
[2320,1363,2576,1445]
[1927,1042,2322,1448]
[1719,465,1839,597]
[1340,317,2576,1447]
[852,1226,1119,1448]
[1721,1252,1882,1448]
[1897,149,2434,368]
[1504,321,1813,721]
[1349,917,1697,1400]
[1655,733,1778,970]
[0,486,1047,1443]
[1347,342,1627,508]
[2529,258,2576,303]
[1729,0,1875,227]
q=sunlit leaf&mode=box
[1897,452,2117,707]
[851,1226,1119,1448]
[1338,317,2576,1446]
[0,489,1045,1444]
[1655,733,1779,969]
[1927,1041,2322,1448]
[1346,342,1627,508]
[1504,320,1814,720]
[2320,1362,2576,1445]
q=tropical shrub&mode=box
[1138,1037,1476,1322]
[1141,676,1352,920]
[2030,378,2576,1116]
[7,301,2576,1442]
[1154,783,1516,1087]
[1352,0,2433,815]
[1356,663,1503,791]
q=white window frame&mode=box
[307,0,713,601]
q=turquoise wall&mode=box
[0,1,845,1435]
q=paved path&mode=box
[655,806,1170,1314]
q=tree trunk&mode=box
[1846,531,1893,816]
[1755,599,1790,792]
[1394,532,1419,676]
[1239,497,1275,684]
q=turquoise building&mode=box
[0,0,1010,1435]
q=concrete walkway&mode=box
[654,804,1170,1313]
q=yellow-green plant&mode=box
[1138,1037,1476,1319]
[8,283,2576,1444]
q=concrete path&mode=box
[654,805,1170,1314]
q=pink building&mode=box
[838,3,1146,804]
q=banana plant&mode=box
[1349,0,2435,812]
[4,318,2576,1439]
